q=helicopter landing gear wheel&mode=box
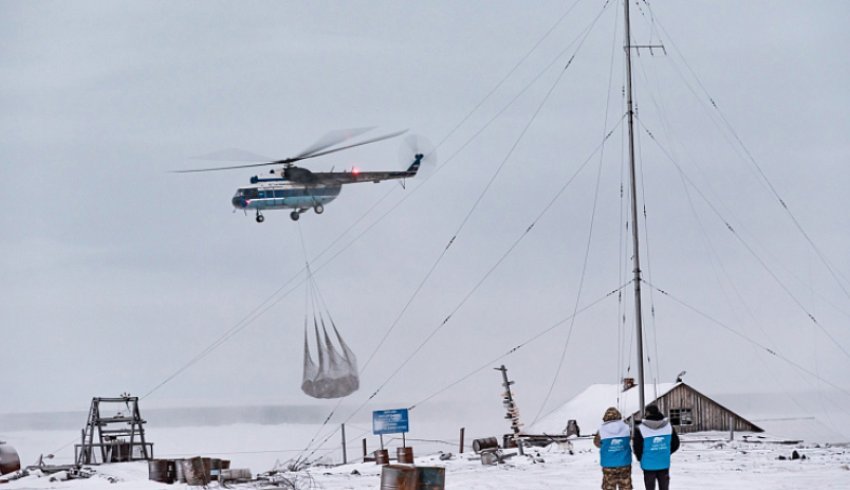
[255,212,265,223]
[290,211,300,221]
[314,203,324,215]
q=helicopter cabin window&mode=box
[238,188,258,199]
[669,408,693,426]
[274,190,286,198]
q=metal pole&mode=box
[341,423,347,465]
[362,438,367,462]
[459,427,465,454]
[623,0,647,419]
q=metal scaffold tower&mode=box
[75,395,153,465]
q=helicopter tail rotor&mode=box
[399,134,437,177]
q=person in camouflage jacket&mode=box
[594,407,633,490]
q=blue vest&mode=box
[598,420,632,468]
[638,422,673,470]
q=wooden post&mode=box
[496,365,524,455]
[341,424,347,464]
[362,438,367,462]
[459,427,465,454]
[729,414,734,441]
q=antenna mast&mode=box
[623,0,646,418]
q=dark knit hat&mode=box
[645,404,663,418]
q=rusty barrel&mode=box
[209,458,222,480]
[181,457,209,486]
[0,443,21,475]
[472,437,499,454]
[201,457,212,479]
[380,464,417,490]
[416,466,446,490]
[221,468,252,481]
[147,459,173,484]
[174,458,186,483]
[396,446,414,464]
[374,449,390,465]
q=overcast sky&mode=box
[2,0,849,440]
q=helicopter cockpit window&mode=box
[237,188,259,199]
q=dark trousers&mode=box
[643,469,670,490]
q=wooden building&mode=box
[622,381,763,433]
[528,379,762,436]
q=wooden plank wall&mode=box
[656,385,761,433]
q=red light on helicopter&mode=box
[352,167,361,175]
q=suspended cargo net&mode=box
[302,317,359,399]
[299,259,359,399]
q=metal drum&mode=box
[221,468,252,481]
[147,459,173,483]
[201,456,212,482]
[0,442,21,475]
[472,437,499,454]
[174,458,186,483]
[380,464,417,490]
[396,446,414,464]
[181,457,209,486]
[416,466,446,490]
[374,449,390,465]
[210,458,222,480]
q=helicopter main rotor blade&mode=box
[172,129,407,173]
[190,148,275,163]
[296,127,375,159]
[172,161,283,173]
[283,129,408,163]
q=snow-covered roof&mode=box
[527,382,681,436]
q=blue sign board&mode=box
[372,408,409,435]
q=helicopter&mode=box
[177,128,431,222]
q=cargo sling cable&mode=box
[298,246,360,400]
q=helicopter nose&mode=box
[232,196,247,208]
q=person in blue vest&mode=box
[633,404,680,490]
[593,407,633,490]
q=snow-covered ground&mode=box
[2,425,849,489]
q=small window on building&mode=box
[670,408,693,426]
